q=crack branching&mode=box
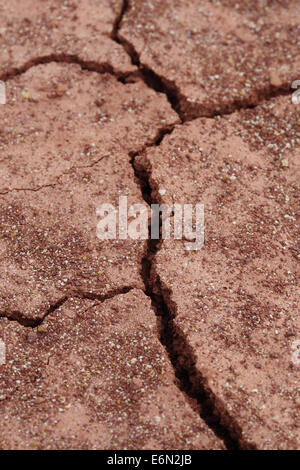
[0,3,293,121]
[113,1,292,122]
[130,144,256,450]
[0,3,282,448]
[112,0,183,120]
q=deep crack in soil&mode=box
[130,137,256,450]
[113,3,299,449]
[1,0,293,450]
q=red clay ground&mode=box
[0,0,299,450]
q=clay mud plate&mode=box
[0,0,299,450]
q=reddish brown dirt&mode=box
[0,289,222,450]
[0,0,299,450]
[0,0,136,79]
[120,0,300,119]
[143,95,299,449]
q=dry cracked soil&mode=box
[0,0,299,450]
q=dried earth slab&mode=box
[138,95,300,449]
[0,62,178,324]
[120,0,300,119]
[0,0,136,79]
[0,289,224,450]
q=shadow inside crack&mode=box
[131,150,256,450]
